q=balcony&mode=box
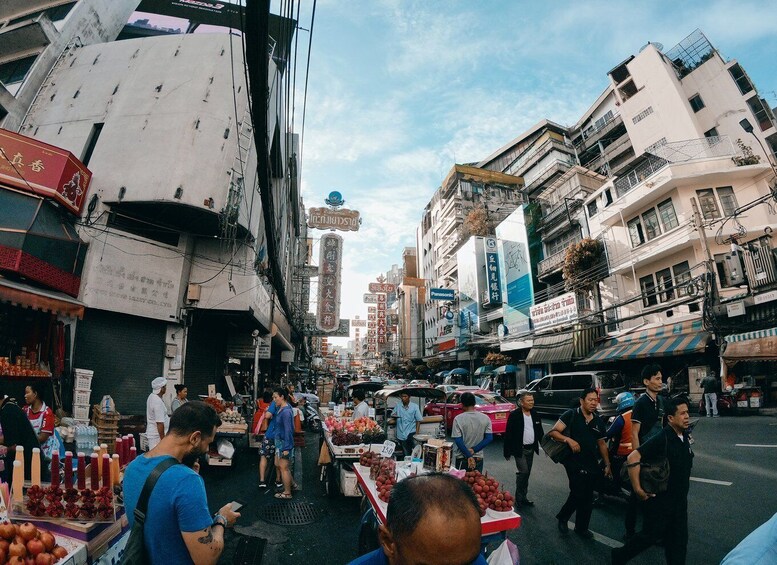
[537,248,569,279]
[523,160,574,194]
[439,255,458,278]
[605,221,697,276]
[574,114,624,151]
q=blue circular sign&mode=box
[325,191,344,207]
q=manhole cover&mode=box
[260,502,322,526]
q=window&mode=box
[0,55,37,85]
[81,123,103,166]
[550,375,591,391]
[729,63,754,95]
[656,268,674,302]
[657,199,679,230]
[717,186,738,216]
[604,189,613,206]
[107,209,180,247]
[620,80,638,102]
[632,106,654,124]
[640,274,658,307]
[587,200,599,217]
[672,261,691,294]
[689,94,705,113]
[697,189,720,219]
[704,127,719,138]
[628,217,645,248]
[747,96,774,132]
[641,208,662,241]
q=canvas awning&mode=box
[526,325,600,365]
[0,276,84,319]
[722,327,777,361]
[578,319,711,365]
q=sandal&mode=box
[258,482,267,488]
[292,483,301,491]
[274,492,292,499]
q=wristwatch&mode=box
[213,514,228,528]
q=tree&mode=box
[426,358,442,371]
[484,352,511,367]
[414,363,428,375]
[563,238,605,292]
[463,205,492,237]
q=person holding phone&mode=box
[272,388,295,499]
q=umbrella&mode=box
[435,370,448,377]
[493,364,518,374]
[448,368,469,376]
[473,365,494,376]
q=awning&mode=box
[0,276,84,319]
[578,319,711,365]
[722,327,777,361]
[526,332,574,365]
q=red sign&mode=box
[377,294,387,304]
[0,128,91,216]
[438,339,456,352]
[377,302,386,311]
[316,234,343,331]
[369,283,396,293]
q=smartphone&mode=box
[230,500,246,512]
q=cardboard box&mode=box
[422,439,453,472]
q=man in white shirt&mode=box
[352,389,370,420]
[504,391,544,508]
[146,377,170,450]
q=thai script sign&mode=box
[316,233,343,331]
[369,282,396,293]
[363,293,378,303]
[308,207,360,231]
[0,128,92,216]
[530,292,578,331]
[351,318,367,327]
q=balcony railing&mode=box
[614,136,734,198]
[538,246,573,278]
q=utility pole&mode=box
[691,197,719,306]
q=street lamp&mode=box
[739,119,777,180]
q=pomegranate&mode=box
[19,523,38,542]
[9,539,27,558]
[51,546,68,560]
[39,532,56,553]
[0,547,6,563]
[0,521,16,540]
[7,556,25,564]
[0,539,10,552]
[26,539,45,556]
[35,553,55,565]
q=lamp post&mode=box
[739,119,777,181]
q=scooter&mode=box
[299,398,321,432]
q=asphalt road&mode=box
[202,413,777,564]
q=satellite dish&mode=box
[639,42,664,53]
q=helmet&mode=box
[615,392,635,412]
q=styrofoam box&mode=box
[53,533,89,565]
[339,467,361,497]
[73,404,90,421]
[74,372,93,391]
[73,389,91,406]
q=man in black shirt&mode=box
[612,397,694,565]
[631,363,664,450]
[0,394,41,486]
[548,388,612,539]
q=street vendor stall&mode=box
[372,386,446,451]
[201,396,248,467]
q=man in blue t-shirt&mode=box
[124,401,241,564]
[349,473,487,565]
[390,392,422,455]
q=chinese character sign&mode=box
[316,233,343,331]
[483,237,502,307]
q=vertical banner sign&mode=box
[316,233,343,331]
[483,238,502,307]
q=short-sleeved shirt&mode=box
[452,410,492,458]
[146,394,170,443]
[274,405,294,452]
[353,401,370,420]
[23,404,55,435]
[700,376,718,394]
[264,401,278,440]
[559,408,606,468]
[721,512,777,565]
[123,455,212,564]
[632,393,662,442]
[391,401,422,440]
[638,426,693,498]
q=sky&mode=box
[137,1,777,347]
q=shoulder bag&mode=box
[540,426,571,464]
[620,433,670,494]
[121,457,180,564]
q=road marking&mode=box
[735,444,777,448]
[567,522,622,548]
[690,477,732,486]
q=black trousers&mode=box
[557,461,598,532]
[616,495,688,565]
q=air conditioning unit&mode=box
[742,236,777,289]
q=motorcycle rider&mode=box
[606,392,638,540]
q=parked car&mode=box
[423,389,515,434]
[520,371,626,417]
[435,384,480,395]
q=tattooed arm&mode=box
[182,504,239,565]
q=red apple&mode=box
[26,539,45,556]
[19,523,38,542]
[38,532,55,553]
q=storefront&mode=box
[525,324,601,374]
[721,326,777,406]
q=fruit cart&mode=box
[352,463,521,557]
[202,397,248,467]
[372,386,446,453]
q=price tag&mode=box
[333,405,342,417]
[368,407,376,419]
[380,440,396,458]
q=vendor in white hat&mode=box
[146,377,170,450]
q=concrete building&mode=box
[15,15,304,411]
[396,247,424,362]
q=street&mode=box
[201,413,777,564]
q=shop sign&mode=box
[377,310,386,320]
[438,339,456,352]
[316,233,343,331]
[530,292,578,331]
[351,318,367,327]
[368,306,377,314]
[0,128,92,216]
[387,314,399,326]
[307,207,361,231]
[482,238,502,307]
[377,302,386,311]
[368,313,376,321]
[369,282,396,293]
[367,321,376,328]
[378,336,387,344]
[305,319,350,337]
[754,290,777,305]
[726,300,745,317]
[363,293,378,303]
[430,288,455,301]
[256,336,271,359]
[377,294,387,303]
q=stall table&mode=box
[319,414,382,497]
[353,464,521,537]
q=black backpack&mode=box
[120,457,179,564]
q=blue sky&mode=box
[293,0,777,344]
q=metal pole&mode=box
[252,333,260,409]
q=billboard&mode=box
[363,293,378,303]
[495,208,534,339]
[430,288,455,301]
[0,128,92,216]
[530,292,578,331]
[316,233,343,331]
[483,237,502,307]
[351,318,367,327]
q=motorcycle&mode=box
[698,392,734,416]
[297,396,322,432]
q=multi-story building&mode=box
[396,247,424,362]
[8,10,305,412]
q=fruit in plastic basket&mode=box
[18,524,37,542]
[0,522,16,540]
[26,538,44,557]
[51,546,68,560]
[39,532,55,553]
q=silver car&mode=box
[520,371,626,417]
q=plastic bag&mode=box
[100,395,116,413]
[487,539,519,565]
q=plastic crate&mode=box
[73,389,91,406]
[139,433,149,452]
[73,404,90,421]
[74,372,93,391]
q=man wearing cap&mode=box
[147,377,170,450]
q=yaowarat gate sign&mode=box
[316,233,343,331]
